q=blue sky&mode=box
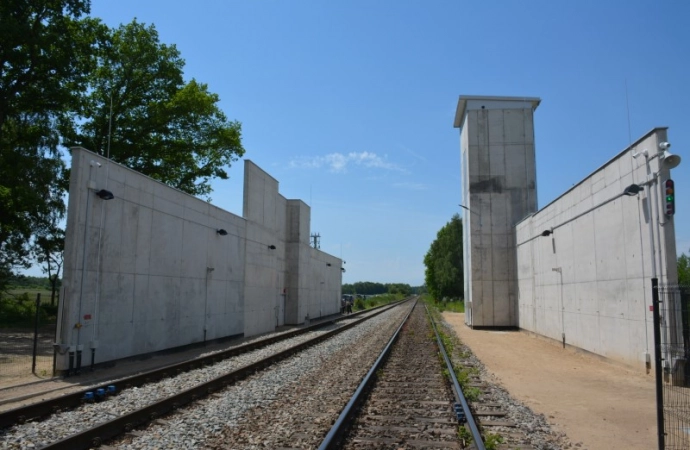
[50,1,690,286]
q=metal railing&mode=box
[654,281,690,449]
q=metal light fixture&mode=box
[326,263,332,267]
[660,150,681,170]
[341,268,346,272]
[216,229,228,236]
[268,244,276,250]
[95,189,114,200]
[623,184,643,196]
[541,229,552,237]
[459,204,482,226]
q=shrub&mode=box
[0,293,56,326]
[355,298,365,310]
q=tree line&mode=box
[0,0,245,293]
[341,282,423,296]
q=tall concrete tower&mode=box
[454,95,540,328]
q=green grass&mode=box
[421,294,465,313]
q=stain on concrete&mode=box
[470,177,504,193]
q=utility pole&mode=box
[311,233,320,249]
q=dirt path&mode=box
[442,312,657,450]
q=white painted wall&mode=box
[58,150,341,371]
[515,128,680,369]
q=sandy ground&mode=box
[443,312,657,450]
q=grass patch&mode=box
[435,300,465,313]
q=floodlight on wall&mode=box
[660,150,681,170]
[216,229,228,236]
[541,229,552,237]
[268,244,276,250]
[326,263,332,267]
[623,184,643,196]
[341,268,346,272]
[95,189,114,200]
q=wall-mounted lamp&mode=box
[268,245,276,250]
[341,268,346,272]
[541,229,552,237]
[660,150,681,170]
[95,189,114,200]
[216,229,228,236]
[326,263,332,267]
[459,204,482,226]
[623,184,643,196]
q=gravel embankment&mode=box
[0,312,373,449]
[117,303,412,449]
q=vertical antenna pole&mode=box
[107,91,113,160]
[625,79,632,145]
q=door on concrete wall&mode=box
[276,289,285,327]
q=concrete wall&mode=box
[455,95,540,327]
[58,149,341,371]
[515,128,680,368]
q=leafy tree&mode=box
[0,0,97,290]
[65,20,245,198]
[6,275,53,290]
[679,249,689,286]
[32,221,64,306]
[424,214,463,301]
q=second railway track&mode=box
[0,301,408,449]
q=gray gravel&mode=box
[0,304,578,450]
[0,314,366,449]
[116,303,412,449]
[439,319,575,450]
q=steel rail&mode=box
[35,300,409,450]
[0,299,407,430]
[317,300,416,450]
[426,304,485,450]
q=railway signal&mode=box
[664,179,675,216]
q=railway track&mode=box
[2,298,555,449]
[319,302,484,449]
[0,300,408,449]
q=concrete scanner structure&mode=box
[55,147,342,373]
[455,95,681,370]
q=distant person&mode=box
[341,297,346,314]
[347,298,353,314]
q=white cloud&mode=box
[289,151,404,173]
